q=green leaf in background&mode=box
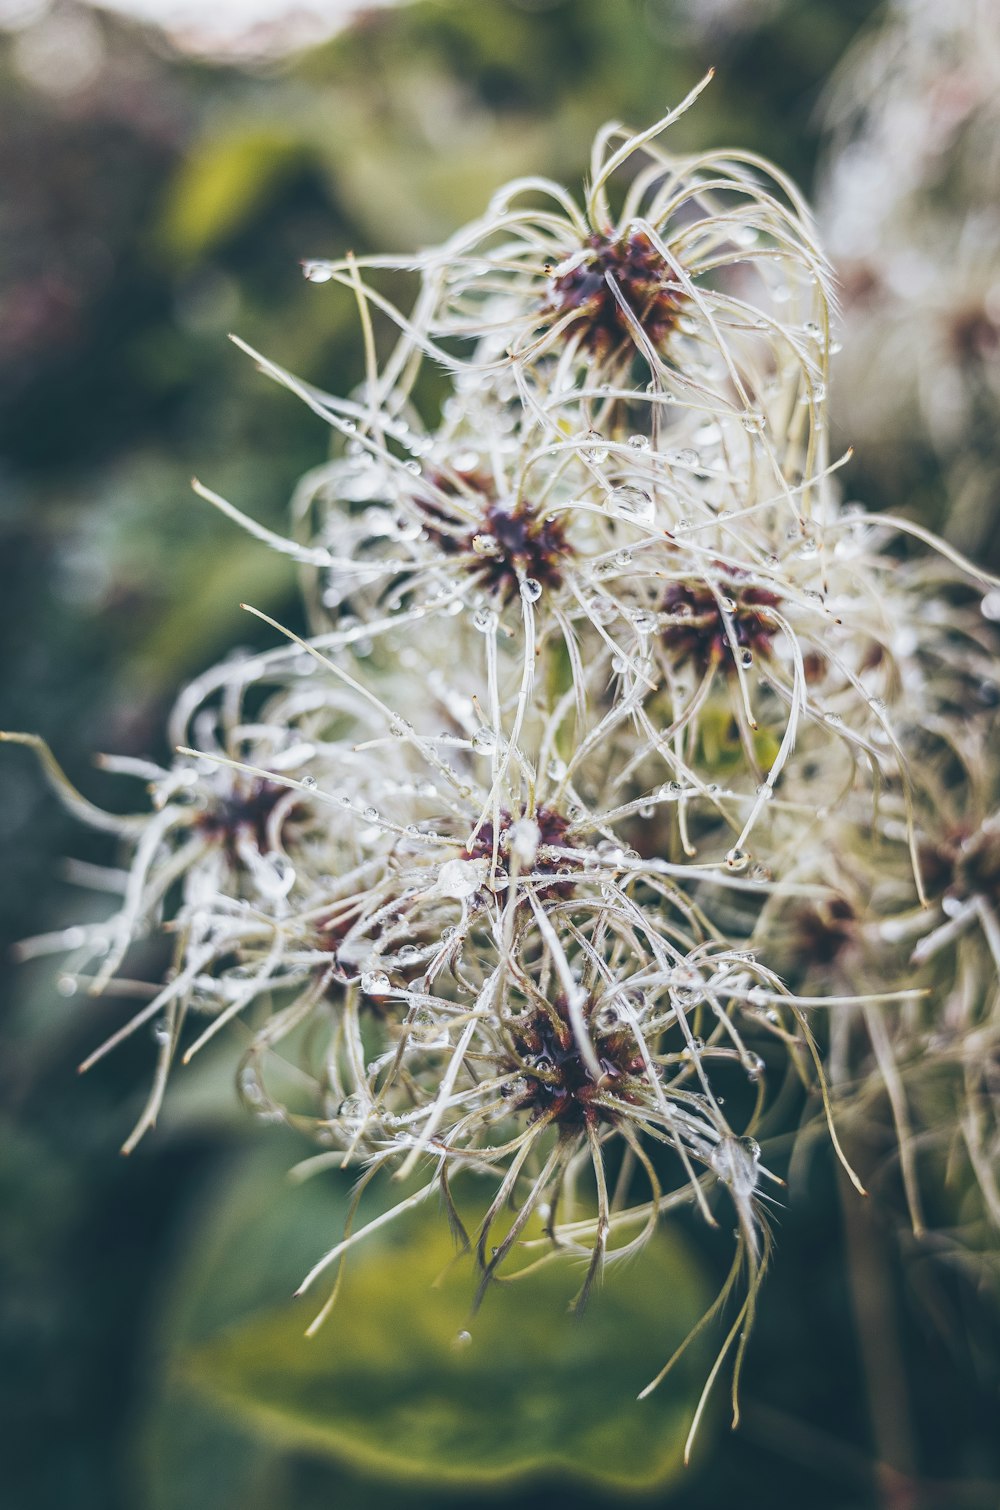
[178,1183,713,1495]
[127,533,297,690]
[160,128,315,261]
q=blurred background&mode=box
[2,2,998,1507]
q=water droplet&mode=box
[472,532,501,557]
[302,260,333,283]
[363,806,379,822]
[585,433,609,465]
[739,648,754,668]
[361,971,391,996]
[725,847,750,873]
[627,434,651,452]
[453,1330,473,1350]
[588,594,617,624]
[520,577,543,603]
[300,775,318,789]
[669,448,700,468]
[510,817,541,867]
[608,486,654,523]
[711,1134,761,1190]
[472,727,496,754]
[256,852,296,899]
[473,606,498,633]
[437,858,487,900]
[671,967,703,1007]
[630,608,659,636]
[981,591,1000,622]
[239,1065,265,1105]
[390,509,421,541]
[741,411,765,435]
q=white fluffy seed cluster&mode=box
[9,79,1000,1439]
[820,0,1000,549]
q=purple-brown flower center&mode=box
[921,821,1000,910]
[195,780,292,862]
[543,229,685,358]
[662,576,780,675]
[508,995,646,1128]
[463,807,577,895]
[421,471,570,605]
[793,895,857,967]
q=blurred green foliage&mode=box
[2,2,999,1508]
[144,1146,710,1500]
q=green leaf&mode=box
[180,1194,713,1494]
[159,129,312,261]
[128,536,296,688]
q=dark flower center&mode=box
[949,304,1000,364]
[421,471,570,605]
[662,576,780,675]
[508,995,646,1128]
[793,895,857,967]
[543,229,685,358]
[195,780,291,861]
[463,807,577,895]
[922,822,1000,910]
[478,502,568,601]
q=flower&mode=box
[8,82,1000,1454]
